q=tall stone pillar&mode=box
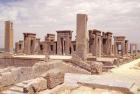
[76,14,88,61]
[5,21,13,53]
[125,40,128,55]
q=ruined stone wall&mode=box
[0,60,90,90]
[0,58,41,67]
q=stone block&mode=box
[0,72,15,87]
[91,61,103,74]
[23,77,47,94]
[32,62,49,77]
[43,69,64,89]
[19,67,33,81]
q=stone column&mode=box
[125,40,128,55]
[122,42,126,56]
[76,14,88,61]
[44,42,49,62]
[130,43,138,56]
[34,38,40,54]
[112,44,115,56]
[5,21,13,53]
[15,42,19,53]
[98,36,102,57]
[23,34,30,54]
[114,42,117,56]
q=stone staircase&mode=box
[1,82,28,94]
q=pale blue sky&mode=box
[0,0,140,48]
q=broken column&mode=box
[76,14,88,61]
[4,21,13,53]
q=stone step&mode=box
[1,89,24,94]
[1,80,32,94]
[9,86,23,92]
[1,85,23,94]
[15,83,26,88]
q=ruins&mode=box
[0,14,140,94]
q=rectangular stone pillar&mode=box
[76,14,88,61]
[125,40,128,55]
[5,21,13,53]
[56,31,72,55]
[23,33,36,54]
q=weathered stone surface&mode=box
[68,55,91,72]
[0,72,15,87]
[0,67,14,73]
[113,59,120,66]
[18,67,33,81]
[78,80,136,94]
[5,21,13,53]
[23,33,36,54]
[32,62,49,77]
[91,61,103,74]
[10,67,21,83]
[57,30,73,55]
[0,67,33,89]
[114,36,127,56]
[89,29,102,57]
[23,77,47,94]
[76,14,88,61]
[43,69,64,89]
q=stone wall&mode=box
[0,58,43,67]
[0,60,90,91]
